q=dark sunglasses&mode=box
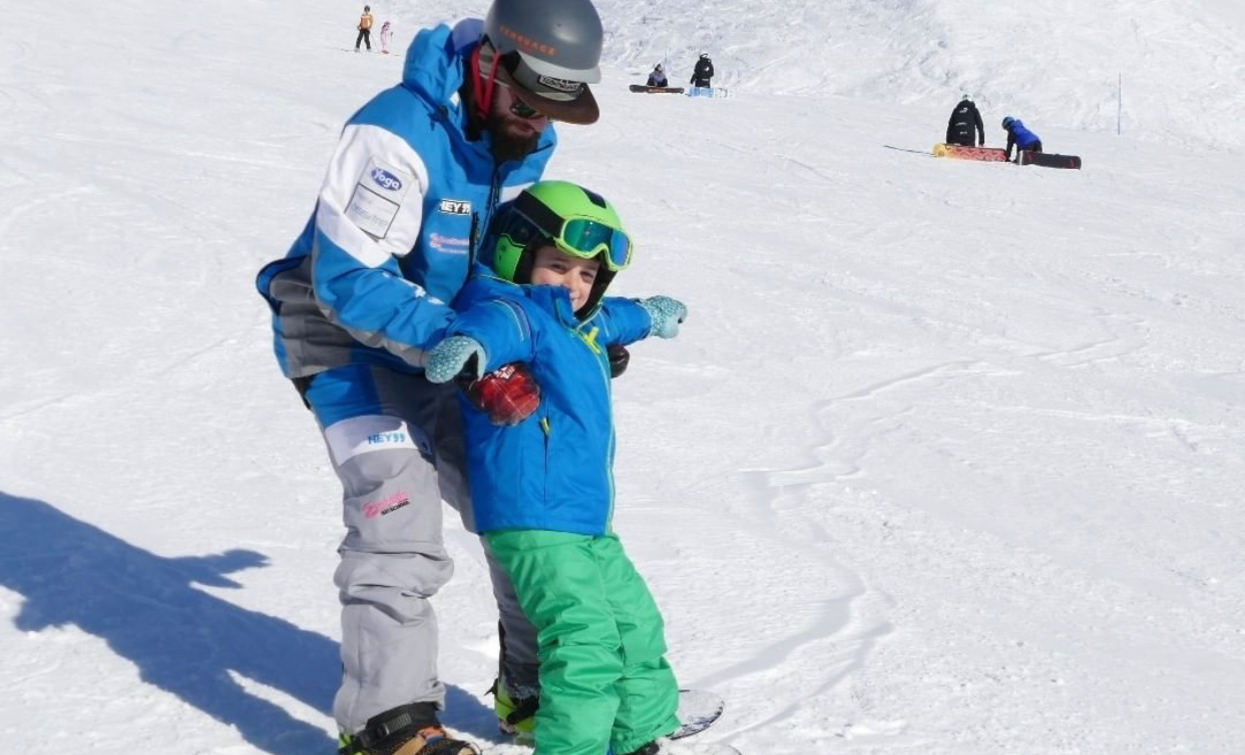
[495,80,546,120]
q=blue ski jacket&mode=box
[255,20,556,379]
[447,272,654,535]
[1006,119,1041,154]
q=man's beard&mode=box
[487,116,541,163]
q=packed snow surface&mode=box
[1,0,1243,754]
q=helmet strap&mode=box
[513,245,535,285]
[576,265,615,320]
[470,43,503,123]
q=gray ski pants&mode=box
[304,364,539,734]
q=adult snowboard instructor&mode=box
[945,94,985,147]
[254,1,648,754]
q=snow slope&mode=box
[400,0,1245,149]
[1,0,1244,754]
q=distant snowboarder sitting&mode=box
[690,53,714,88]
[946,94,985,147]
[1002,116,1043,162]
[379,20,392,55]
[355,5,374,51]
[647,63,668,88]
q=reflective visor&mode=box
[560,218,632,270]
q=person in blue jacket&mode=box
[423,180,694,755]
[253,2,611,754]
[1002,116,1043,162]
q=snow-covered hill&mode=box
[2,0,1244,754]
[402,0,1245,149]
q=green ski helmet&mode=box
[489,180,634,317]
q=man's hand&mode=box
[607,344,630,378]
[463,363,541,426]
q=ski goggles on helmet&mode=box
[509,195,633,271]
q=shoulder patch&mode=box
[346,158,414,239]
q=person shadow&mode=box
[0,492,497,755]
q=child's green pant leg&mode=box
[485,531,679,755]
[595,534,679,754]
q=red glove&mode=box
[463,363,541,426]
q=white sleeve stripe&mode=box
[315,123,432,265]
[317,196,392,268]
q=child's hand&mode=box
[639,296,688,339]
[425,335,487,383]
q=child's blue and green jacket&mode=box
[448,271,654,535]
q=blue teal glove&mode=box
[639,296,688,339]
[425,335,487,384]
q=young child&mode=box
[379,20,393,54]
[424,181,693,755]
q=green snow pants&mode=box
[484,530,680,755]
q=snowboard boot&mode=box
[621,739,736,755]
[487,677,538,738]
[338,703,480,755]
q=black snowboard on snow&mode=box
[630,84,686,94]
[1020,150,1082,169]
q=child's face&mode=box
[529,244,599,312]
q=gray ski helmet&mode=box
[484,0,603,124]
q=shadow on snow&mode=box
[0,492,496,755]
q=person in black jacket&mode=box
[945,94,985,147]
[646,63,668,88]
[690,53,714,88]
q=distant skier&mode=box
[646,63,667,88]
[355,5,374,51]
[946,94,985,147]
[690,53,714,89]
[1001,116,1043,162]
[379,20,393,54]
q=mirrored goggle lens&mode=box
[509,98,543,119]
[561,218,632,271]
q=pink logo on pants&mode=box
[363,490,411,519]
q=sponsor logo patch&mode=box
[324,416,423,465]
[346,186,400,240]
[438,199,472,215]
[429,233,470,255]
[367,431,407,445]
[347,158,414,239]
[370,167,403,191]
[362,490,411,519]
